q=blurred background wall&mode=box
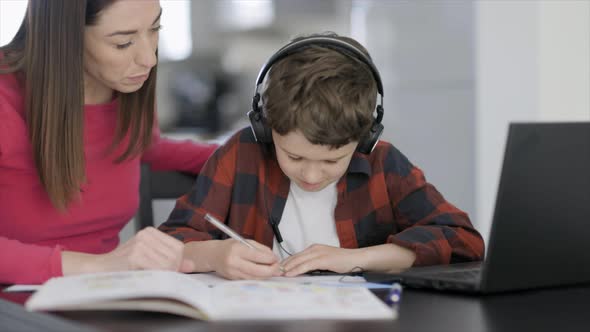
[1,0,588,247]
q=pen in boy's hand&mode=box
[204,213,256,250]
[204,213,285,272]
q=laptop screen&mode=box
[482,122,590,292]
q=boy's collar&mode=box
[346,152,372,176]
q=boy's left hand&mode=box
[280,244,363,277]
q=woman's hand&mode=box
[207,239,282,280]
[62,227,194,275]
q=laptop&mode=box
[366,122,590,293]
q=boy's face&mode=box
[272,130,358,192]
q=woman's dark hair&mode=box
[0,0,157,210]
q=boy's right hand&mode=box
[210,239,282,280]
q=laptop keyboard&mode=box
[432,269,481,281]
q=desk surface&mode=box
[3,285,589,332]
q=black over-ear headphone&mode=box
[247,36,385,154]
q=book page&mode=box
[25,270,212,317]
[207,281,396,320]
[189,272,392,289]
[26,271,397,321]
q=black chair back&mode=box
[136,164,196,229]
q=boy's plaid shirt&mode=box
[160,128,484,265]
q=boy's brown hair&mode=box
[262,33,378,149]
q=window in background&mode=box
[0,0,27,46]
[216,0,275,30]
[159,0,192,61]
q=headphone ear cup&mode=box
[248,107,273,144]
[357,121,384,154]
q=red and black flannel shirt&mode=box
[159,127,484,266]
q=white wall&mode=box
[475,0,590,244]
[357,1,477,222]
[538,2,590,120]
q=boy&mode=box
[159,33,484,280]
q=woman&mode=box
[0,0,217,284]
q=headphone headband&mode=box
[254,36,384,97]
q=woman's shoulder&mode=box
[0,71,25,115]
[0,73,27,156]
[0,70,23,94]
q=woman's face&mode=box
[83,0,161,104]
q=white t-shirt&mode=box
[272,181,341,260]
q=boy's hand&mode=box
[210,239,282,280]
[280,244,363,277]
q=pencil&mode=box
[204,213,256,249]
[204,213,285,273]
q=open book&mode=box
[25,270,396,321]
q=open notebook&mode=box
[25,270,396,320]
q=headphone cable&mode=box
[263,154,293,258]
